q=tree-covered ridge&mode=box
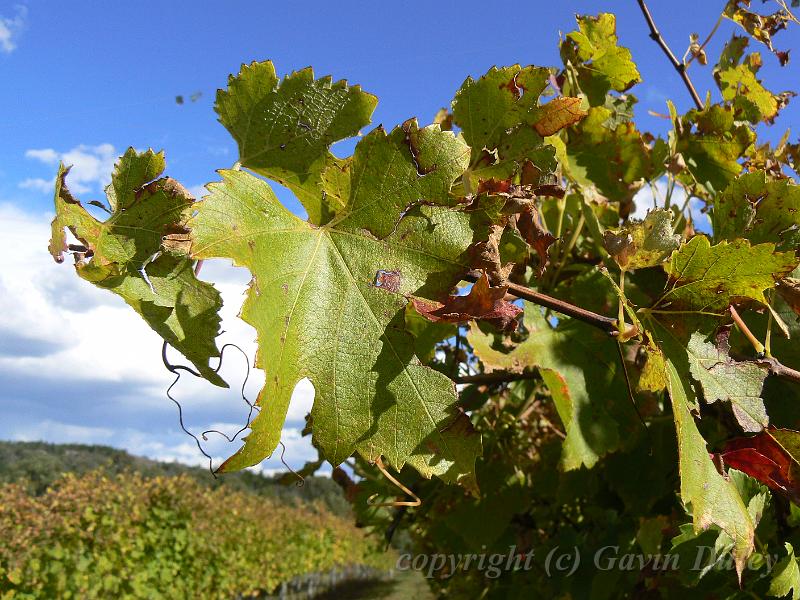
[0,441,349,515]
[47,2,800,597]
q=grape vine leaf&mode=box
[603,208,680,271]
[190,125,482,483]
[216,61,378,225]
[672,102,755,194]
[654,236,797,312]
[769,543,800,600]
[661,341,755,580]
[560,13,641,106]
[452,65,582,185]
[724,0,793,65]
[469,304,627,470]
[686,330,768,432]
[720,429,800,504]
[713,171,800,251]
[714,35,787,123]
[49,148,225,386]
[566,106,668,204]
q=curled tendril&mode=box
[161,341,258,478]
[278,441,305,487]
[201,344,257,444]
[162,342,305,484]
[367,457,421,508]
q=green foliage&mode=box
[0,471,393,599]
[50,149,224,385]
[47,6,800,598]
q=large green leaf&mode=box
[451,65,581,185]
[686,331,768,431]
[714,36,784,123]
[713,171,800,251]
[560,13,641,106]
[654,235,797,312]
[335,120,470,238]
[673,102,755,194]
[49,149,224,386]
[190,122,481,484]
[468,304,626,470]
[216,61,378,225]
[642,314,767,433]
[660,336,755,580]
[566,106,667,204]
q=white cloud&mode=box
[0,6,26,54]
[12,420,114,444]
[0,203,317,471]
[25,143,117,194]
[18,177,53,193]
[632,179,710,232]
[24,148,58,163]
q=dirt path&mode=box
[314,569,434,599]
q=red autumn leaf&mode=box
[411,272,522,333]
[718,428,800,504]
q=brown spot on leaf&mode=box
[374,269,402,293]
[498,74,522,99]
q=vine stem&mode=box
[464,270,618,334]
[635,0,704,110]
[453,371,537,385]
[458,274,800,387]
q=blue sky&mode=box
[1,1,798,474]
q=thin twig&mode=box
[465,271,618,334]
[730,305,766,355]
[757,357,800,385]
[636,0,704,110]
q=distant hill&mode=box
[0,440,350,516]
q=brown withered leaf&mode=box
[517,206,556,276]
[476,178,513,195]
[475,179,565,218]
[470,223,513,285]
[533,97,587,136]
[433,107,453,131]
[470,179,560,279]
[411,272,522,333]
